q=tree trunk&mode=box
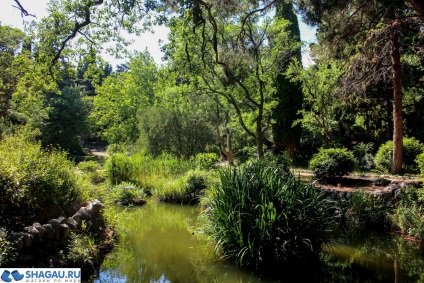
[391,31,403,175]
[286,141,295,159]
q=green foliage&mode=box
[105,182,146,204]
[67,232,99,268]
[78,160,100,173]
[288,60,343,148]
[375,137,424,174]
[105,153,192,188]
[106,144,124,155]
[416,153,424,180]
[390,188,424,240]
[205,162,334,271]
[352,142,375,171]
[42,86,92,154]
[191,152,220,171]
[138,107,214,158]
[271,2,303,158]
[0,135,85,228]
[157,170,210,204]
[0,235,16,267]
[309,148,356,180]
[91,51,157,144]
[342,192,391,229]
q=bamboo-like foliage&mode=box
[205,162,335,272]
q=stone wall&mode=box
[317,181,420,204]
[6,199,104,251]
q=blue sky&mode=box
[1,0,316,67]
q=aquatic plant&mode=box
[205,161,335,272]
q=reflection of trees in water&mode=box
[98,202,266,283]
[326,230,424,283]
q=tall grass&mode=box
[204,162,335,272]
[106,152,192,188]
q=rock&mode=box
[117,198,146,206]
[91,199,103,213]
[65,200,84,217]
[59,224,69,239]
[33,223,46,237]
[8,232,23,249]
[21,232,32,248]
[24,226,41,244]
[76,207,92,220]
[65,217,79,230]
[346,192,352,199]
[38,202,66,224]
[47,219,61,239]
[42,224,55,240]
[57,216,66,224]
[72,214,82,227]
[144,188,153,196]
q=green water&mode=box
[95,201,270,283]
[95,201,424,283]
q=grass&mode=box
[204,161,336,273]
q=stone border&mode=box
[7,199,104,250]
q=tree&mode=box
[296,0,424,173]
[91,51,157,144]
[288,60,343,148]
[271,1,303,159]
[166,7,299,158]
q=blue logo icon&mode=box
[1,270,24,282]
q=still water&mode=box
[94,201,424,283]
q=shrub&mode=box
[390,188,424,240]
[105,182,146,205]
[157,170,210,204]
[78,160,100,173]
[375,137,424,174]
[105,152,193,188]
[192,152,220,171]
[352,142,375,171]
[416,153,424,180]
[205,162,334,271]
[0,135,84,228]
[309,148,356,180]
[342,192,391,229]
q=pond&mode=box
[92,201,424,283]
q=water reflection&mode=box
[95,201,268,283]
[93,201,424,283]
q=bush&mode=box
[342,192,391,229]
[352,142,375,171]
[105,153,193,188]
[309,148,356,180]
[192,152,220,171]
[78,160,100,173]
[205,162,334,271]
[157,170,210,204]
[105,182,146,205]
[390,188,424,240]
[0,135,84,228]
[416,153,424,180]
[375,137,424,174]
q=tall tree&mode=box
[271,1,303,159]
[297,0,423,174]
[166,6,299,158]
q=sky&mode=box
[1,0,316,67]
